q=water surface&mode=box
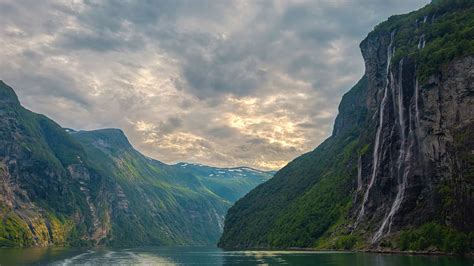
[0,246,471,265]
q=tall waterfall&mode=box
[372,58,409,243]
[356,31,395,225]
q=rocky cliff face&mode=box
[0,82,271,247]
[220,1,473,252]
[0,82,100,246]
[353,29,473,244]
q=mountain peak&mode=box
[0,80,21,107]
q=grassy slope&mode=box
[219,77,369,248]
[72,129,230,246]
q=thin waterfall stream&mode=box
[356,31,395,225]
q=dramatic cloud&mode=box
[0,0,428,169]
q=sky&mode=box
[0,0,429,170]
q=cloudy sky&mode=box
[0,0,428,170]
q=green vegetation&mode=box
[265,136,359,247]
[370,0,474,81]
[177,163,273,203]
[0,212,34,247]
[219,76,370,248]
[0,206,74,248]
[0,81,269,248]
[71,129,232,246]
[397,223,471,254]
[333,235,359,250]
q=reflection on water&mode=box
[0,246,472,265]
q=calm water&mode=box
[0,246,472,265]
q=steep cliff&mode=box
[0,81,102,246]
[219,0,473,253]
[0,82,272,247]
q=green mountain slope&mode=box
[219,0,474,254]
[71,128,230,246]
[0,81,271,247]
[219,76,369,248]
[0,81,99,247]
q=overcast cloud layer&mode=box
[0,0,428,170]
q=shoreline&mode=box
[222,246,474,257]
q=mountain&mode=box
[175,163,275,202]
[219,0,473,254]
[0,81,272,247]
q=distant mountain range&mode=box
[0,81,273,247]
[174,163,276,203]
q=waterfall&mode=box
[372,58,408,242]
[357,155,363,191]
[356,31,395,225]
[417,34,425,49]
[415,78,421,130]
[397,59,405,141]
[373,152,411,242]
[385,103,417,240]
[423,15,428,23]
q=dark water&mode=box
[0,246,472,265]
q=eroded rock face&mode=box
[353,28,473,243]
[0,83,90,246]
[411,57,473,232]
[67,164,109,244]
